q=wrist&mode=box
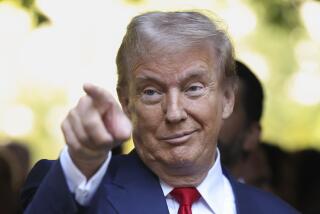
[68,147,109,179]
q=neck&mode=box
[158,167,210,187]
[144,155,215,187]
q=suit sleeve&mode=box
[60,146,111,205]
[21,159,79,214]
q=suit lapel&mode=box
[93,153,257,213]
[223,167,255,214]
[99,151,169,214]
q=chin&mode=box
[162,154,197,169]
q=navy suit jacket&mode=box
[21,151,299,214]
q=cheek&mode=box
[185,94,223,132]
[131,101,163,139]
[130,102,165,161]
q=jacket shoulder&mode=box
[21,159,78,213]
[21,159,55,209]
[234,182,300,214]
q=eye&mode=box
[143,89,158,96]
[188,85,202,91]
[141,87,162,104]
[185,83,205,97]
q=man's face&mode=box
[121,46,234,176]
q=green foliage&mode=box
[243,0,320,150]
[2,0,49,25]
[247,0,303,31]
[123,0,146,4]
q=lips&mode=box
[159,130,197,144]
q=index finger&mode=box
[83,83,118,114]
[83,83,132,141]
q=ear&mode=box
[243,122,261,152]
[117,87,131,118]
[222,86,235,119]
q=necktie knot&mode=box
[170,187,200,211]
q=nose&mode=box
[163,89,187,123]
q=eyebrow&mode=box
[135,68,211,85]
[135,72,165,83]
[181,69,211,83]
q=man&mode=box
[219,61,265,183]
[22,11,298,214]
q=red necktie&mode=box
[170,187,201,214]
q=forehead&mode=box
[131,46,218,82]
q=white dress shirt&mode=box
[60,147,111,205]
[60,147,236,213]
[160,149,236,214]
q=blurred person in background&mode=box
[259,142,298,207]
[261,145,320,213]
[0,145,23,214]
[295,149,320,214]
[5,141,31,195]
[238,143,272,192]
[219,60,264,183]
[218,61,302,210]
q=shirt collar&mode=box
[197,148,227,213]
[159,149,228,214]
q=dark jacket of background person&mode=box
[0,146,22,214]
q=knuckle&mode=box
[77,134,89,144]
[78,95,92,108]
[87,130,113,148]
[69,109,78,119]
[78,96,87,105]
[96,137,111,147]
[82,117,96,131]
[70,143,83,154]
[65,134,77,148]
[60,120,66,131]
[61,120,69,133]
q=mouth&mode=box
[159,130,197,144]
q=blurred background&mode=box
[1,0,320,160]
[0,0,319,213]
